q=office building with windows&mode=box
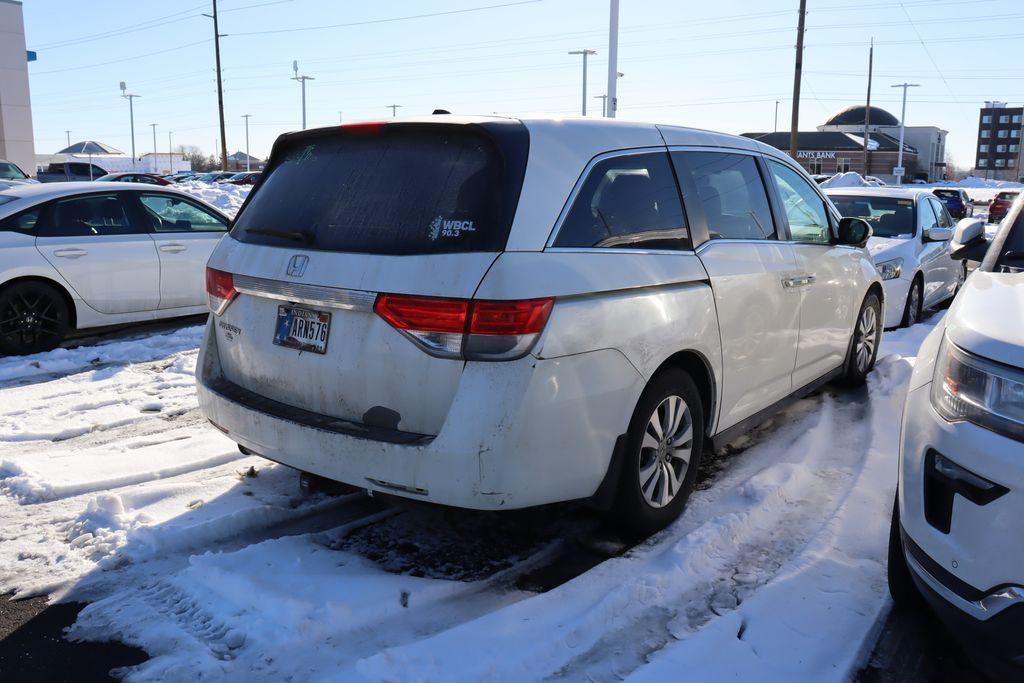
[974,101,1023,180]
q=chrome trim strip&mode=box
[233,274,376,312]
[905,551,1024,621]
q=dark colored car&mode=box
[223,171,261,186]
[989,191,1020,224]
[37,162,109,183]
[932,188,973,220]
[94,173,172,186]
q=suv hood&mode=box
[946,271,1024,369]
[867,236,911,264]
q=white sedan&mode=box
[0,182,230,355]
[826,187,965,328]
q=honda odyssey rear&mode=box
[198,116,883,536]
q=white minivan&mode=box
[197,117,883,536]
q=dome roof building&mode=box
[821,105,900,129]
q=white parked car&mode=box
[827,187,965,328]
[197,117,883,537]
[0,182,230,354]
[888,195,1024,679]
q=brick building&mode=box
[974,101,1023,181]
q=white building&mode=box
[0,0,35,176]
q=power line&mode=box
[31,39,213,75]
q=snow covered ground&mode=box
[0,306,944,681]
[174,181,251,217]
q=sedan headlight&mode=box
[931,336,1024,441]
[875,257,903,281]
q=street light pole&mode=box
[119,82,140,170]
[150,123,157,172]
[594,94,608,117]
[568,49,597,116]
[891,82,920,185]
[242,114,252,171]
[386,104,403,117]
[606,0,619,118]
[64,130,71,148]
[774,100,779,133]
[168,131,173,172]
[292,61,314,130]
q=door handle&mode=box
[53,248,87,259]
[782,274,816,288]
[159,244,187,253]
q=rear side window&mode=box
[553,152,689,250]
[232,125,526,255]
[671,151,775,241]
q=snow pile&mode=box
[175,181,250,218]
[820,172,874,188]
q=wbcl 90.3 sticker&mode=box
[429,215,477,240]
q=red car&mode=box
[989,190,1020,224]
[223,171,261,186]
[94,172,172,186]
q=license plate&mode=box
[273,305,331,354]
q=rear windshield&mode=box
[830,195,915,238]
[232,124,527,255]
[932,190,959,199]
[996,192,1019,201]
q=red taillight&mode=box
[340,121,386,136]
[469,298,554,335]
[206,267,237,315]
[374,294,555,361]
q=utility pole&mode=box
[606,0,619,118]
[64,130,71,148]
[774,101,779,133]
[292,61,315,129]
[863,38,874,177]
[568,49,597,116]
[891,82,920,185]
[789,0,807,159]
[386,104,402,117]
[203,1,229,171]
[338,111,343,123]
[150,123,158,172]
[594,94,608,117]
[168,131,173,172]
[119,81,140,170]
[242,114,252,171]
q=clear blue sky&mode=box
[22,0,1024,168]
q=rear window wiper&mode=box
[1001,250,1024,262]
[245,228,314,244]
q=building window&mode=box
[998,129,1009,138]
[1000,115,1010,124]
[996,159,1006,168]
[837,158,851,173]
[1011,144,1019,153]
[1013,130,1021,138]
[807,159,822,174]
[1010,159,1018,169]
[982,115,992,123]
[981,129,991,138]
[1013,114,1022,124]
[979,159,988,168]
[997,144,1007,153]
[980,144,989,153]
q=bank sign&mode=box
[796,151,837,160]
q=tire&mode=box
[954,261,967,296]
[0,281,71,356]
[888,492,925,610]
[839,291,881,387]
[610,368,704,540]
[899,276,923,328]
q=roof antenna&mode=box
[432,109,451,115]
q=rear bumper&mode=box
[196,320,645,510]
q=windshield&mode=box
[95,174,120,182]
[0,162,28,180]
[232,123,528,255]
[933,190,959,200]
[829,195,916,238]
[996,192,1019,202]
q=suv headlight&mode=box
[931,336,1024,441]
[875,257,903,281]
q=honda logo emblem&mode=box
[286,254,309,277]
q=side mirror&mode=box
[951,217,988,261]
[925,226,953,242]
[836,217,871,247]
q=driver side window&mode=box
[137,194,228,232]
[767,160,832,245]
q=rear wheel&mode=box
[610,368,704,539]
[839,291,881,387]
[900,276,923,328]
[0,281,70,356]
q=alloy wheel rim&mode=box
[855,305,878,373]
[638,395,693,509]
[0,290,63,350]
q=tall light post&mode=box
[568,49,597,116]
[594,94,608,117]
[119,81,140,170]
[774,100,780,133]
[891,82,920,185]
[292,61,314,130]
[606,0,619,118]
[64,130,71,148]
[386,104,402,117]
[149,123,158,172]
[168,131,173,172]
[241,114,252,171]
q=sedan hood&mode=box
[867,236,911,263]
[946,271,1024,369]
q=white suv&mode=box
[197,117,883,536]
[888,195,1024,678]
